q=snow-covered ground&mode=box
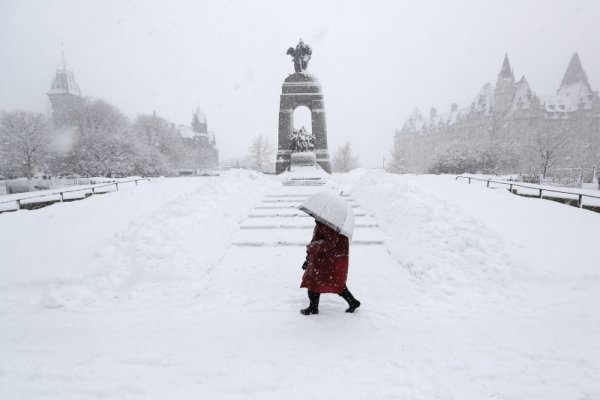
[1,169,599,399]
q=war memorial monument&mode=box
[276,40,332,174]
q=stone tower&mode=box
[276,40,332,174]
[494,54,516,116]
[191,106,208,135]
[47,50,84,128]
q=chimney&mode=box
[430,107,437,118]
[451,103,458,112]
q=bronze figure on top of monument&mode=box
[276,39,332,174]
[286,39,312,73]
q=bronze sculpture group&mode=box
[290,126,315,153]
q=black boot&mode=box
[339,287,361,313]
[300,290,320,315]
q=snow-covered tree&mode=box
[426,141,521,175]
[248,134,275,172]
[428,147,479,174]
[130,143,173,177]
[59,99,139,177]
[332,141,360,172]
[133,113,182,158]
[0,110,49,179]
[132,112,184,173]
[387,146,406,173]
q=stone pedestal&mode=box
[291,151,317,167]
[276,73,332,174]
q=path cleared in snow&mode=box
[1,170,599,399]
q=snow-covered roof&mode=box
[511,76,533,111]
[48,69,82,97]
[540,81,594,113]
[178,124,211,140]
[471,83,494,114]
[402,106,470,134]
[561,53,589,87]
[400,52,597,132]
[402,108,425,132]
[178,125,195,139]
[539,53,595,113]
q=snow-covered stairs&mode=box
[231,185,385,247]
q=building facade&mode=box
[395,53,600,175]
[176,106,219,173]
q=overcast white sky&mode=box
[1,0,599,167]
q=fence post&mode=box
[468,177,471,184]
[135,179,138,186]
[539,189,543,198]
[509,184,513,193]
[115,183,119,191]
[91,188,95,195]
[60,192,64,203]
[15,200,21,210]
[578,194,583,208]
[486,179,490,188]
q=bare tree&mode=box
[332,141,360,172]
[248,134,275,172]
[132,112,179,154]
[0,116,11,178]
[0,110,49,179]
[533,128,569,178]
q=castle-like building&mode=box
[395,53,600,174]
[177,107,219,173]
[46,61,218,173]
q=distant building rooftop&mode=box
[48,69,82,97]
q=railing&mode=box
[0,178,150,212]
[3,177,108,194]
[455,175,600,209]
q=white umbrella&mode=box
[298,191,355,239]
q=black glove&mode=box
[302,260,308,270]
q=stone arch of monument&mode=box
[276,73,332,174]
[292,105,312,130]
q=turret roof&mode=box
[561,53,589,87]
[47,68,82,97]
[498,53,513,80]
[193,106,207,124]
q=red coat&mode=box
[300,222,349,294]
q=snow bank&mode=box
[335,170,515,300]
[338,170,600,282]
[0,170,277,309]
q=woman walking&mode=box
[299,220,361,315]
